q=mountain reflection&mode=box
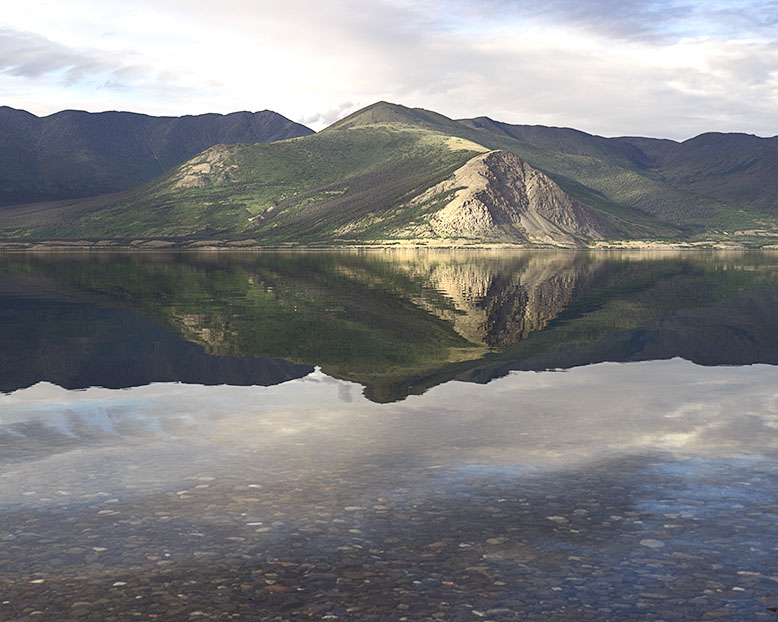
[393,252,608,347]
[1,250,777,401]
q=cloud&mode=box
[0,27,143,83]
[464,0,693,41]
[299,102,356,130]
[1,0,777,138]
[458,0,778,42]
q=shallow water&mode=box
[1,250,778,620]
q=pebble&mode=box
[2,387,777,621]
[639,539,666,549]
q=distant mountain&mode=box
[461,117,778,215]
[1,101,776,246]
[625,133,778,214]
[460,117,654,171]
[0,106,313,206]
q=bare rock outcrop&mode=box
[399,150,620,245]
[171,145,240,189]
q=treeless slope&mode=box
[459,117,654,171]
[397,151,625,245]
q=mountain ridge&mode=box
[460,116,778,215]
[0,106,313,206]
[1,100,777,247]
[1,104,626,246]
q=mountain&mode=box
[394,150,619,245]
[460,117,778,216]
[0,106,313,206]
[1,102,631,246]
[627,133,778,213]
[1,101,776,246]
[460,117,654,171]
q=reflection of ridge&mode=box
[397,254,605,348]
[6,250,778,405]
[171,312,235,356]
[0,292,313,393]
[458,288,778,385]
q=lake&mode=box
[1,249,778,620]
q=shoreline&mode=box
[0,239,775,252]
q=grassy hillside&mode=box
[644,133,778,214]
[455,117,772,235]
[3,106,492,241]
[460,117,653,171]
[2,102,776,245]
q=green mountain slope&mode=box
[0,106,313,207]
[461,117,778,222]
[456,116,774,236]
[636,133,778,214]
[460,117,653,171]
[46,114,483,241]
[4,102,630,246]
[2,102,776,245]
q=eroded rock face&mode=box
[172,145,240,189]
[400,150,619,245]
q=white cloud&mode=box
[299,102,356,127]
[0,0,776,137]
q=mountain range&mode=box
[1,101,776,247]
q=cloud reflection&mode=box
[2,359,777,468]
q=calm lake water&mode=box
[1,250,778,621]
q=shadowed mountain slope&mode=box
[0,106,313,206]
[634,133,778,214]
[460,117,654,171]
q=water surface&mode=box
[1,250,777,620]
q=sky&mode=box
[1,0,776,139]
